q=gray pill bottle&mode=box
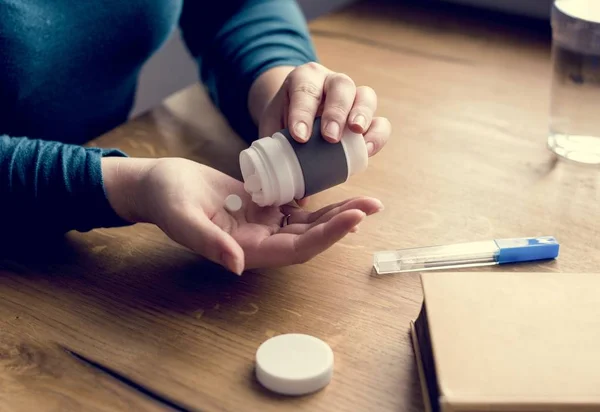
[239,117,368,207]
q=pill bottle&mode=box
[239,117,368,207]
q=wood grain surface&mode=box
[2,1,597,411]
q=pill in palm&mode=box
[224,194,243,212]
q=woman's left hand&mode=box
[104,156,383,274]
[257,62,392,157]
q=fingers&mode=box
[277,222,309,235]
[363,116,392,157]
[278,197,383,236]
[293,210,366,263]
[295,197,310,208]
[174,208,245,275]
[286,63,328,142]
[307,197,383,228]
[321,73,356,142]
[247,210,366,268]
[282,63,387,155]
[283,196,383,225]
[282,197,354,225]
[348,86,377,135]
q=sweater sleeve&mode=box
[0,135,132,238]
[178,0,318,143]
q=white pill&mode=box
[255,333,334,396]
[224,194,242,212]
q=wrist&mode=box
[248,66,296,125]
[101,156,158,224]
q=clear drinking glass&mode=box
[548,0,600,164]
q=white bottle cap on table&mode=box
[255,333,334,396]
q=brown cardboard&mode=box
[411,272,600,412]
[411,320,434,412]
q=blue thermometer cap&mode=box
[495,236,560,264]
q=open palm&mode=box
[142,158,383,274]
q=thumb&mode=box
[258,102,286,139]
[172,211,245,275]
[295,196,310,208]
[258,115,282,140]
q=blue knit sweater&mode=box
[0,0,317,235]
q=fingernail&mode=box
[294,122,309,141]
[221,251,242,276]
[351,225,360,233]
[366,141,375,155]
[325,121,340,140]
[353,114,366,130]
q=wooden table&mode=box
[2,1,597,411]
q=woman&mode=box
[0,0,391,274]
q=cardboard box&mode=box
[411,272,600,411]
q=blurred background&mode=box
[131,0,554,117]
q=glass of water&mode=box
[548,0,600,164]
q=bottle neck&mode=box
[239,135,304,206]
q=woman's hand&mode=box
[253,63,392,156]
[102,157,383,275]
[249,63,391,206]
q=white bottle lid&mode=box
[255,333,334,396]
[555,0,600,23]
